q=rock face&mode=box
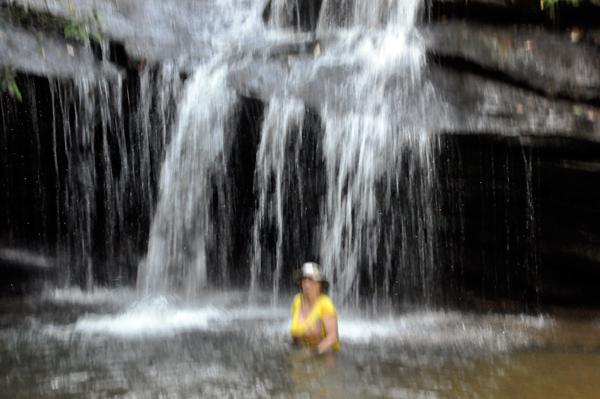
[422,1,600,308]
[423,22,600,101]
[438,133,600,308]
[0,25,120,78]
[1,0,256,66]
[428,66,600,140]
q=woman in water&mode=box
[290,262,340,354]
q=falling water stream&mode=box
[1,0,600,398]
[139,0,439,305]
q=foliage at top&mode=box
[0,1,104,45]
[1,68,22,102]
[0,2,106,100]
[541,0,580,20]
[542,0,579,6]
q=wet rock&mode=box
[0,248,52,296]
[0,25,120,78]
[430,0,550,15]
[429,65,600,140]
[228,56,363,116]
[226,40,340,108]
[228,51,600,141]
[1,0,254,65]
[227,60,289,100]
[422,22,600,102]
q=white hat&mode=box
[293,262,329,290]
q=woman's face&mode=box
[302,276,321,297]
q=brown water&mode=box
[0,290,599,399]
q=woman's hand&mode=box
[316,315,338,355]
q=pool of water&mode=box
[1,289,599,398]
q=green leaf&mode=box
[64,23,76,39]
[11,79,22,102]
[78,25,89,44]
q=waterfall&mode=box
[313,0,437,306]
[0,59,183,289]
[267,0,299,29]
[250,98,306,303]
[134,0,439,306]
[138,65,237,298]
[318,0,423,31]
[135,0,439,306]
[260,0,438,305]
[0,0,443,305]
[55,78,104,291]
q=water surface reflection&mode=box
[0,289,598,398]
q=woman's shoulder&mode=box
[317,294,337,313]
[317,293,334,303]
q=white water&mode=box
[318,0,424,30]
[138,64,236,297]
[41,288,546,353]
[138,0,440,306]
[72,306,544,353]
[250,98,307,303]
[72,307,543,355]
[315,20,436,305]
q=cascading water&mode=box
[250,98,307,303]
[138,64,236,298]
[314,2,438,305]
[267,0,299,29]
[54,77,107,291]
[0,60,183,289]
[140,0,440,306]
[318,0,423,30]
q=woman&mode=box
[290,262,340,354]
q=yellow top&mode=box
[290,293,340,351]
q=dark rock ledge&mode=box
[429,65,600,141]
[423,21,600,102]
[420,2,600,142]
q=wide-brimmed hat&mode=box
[293,262,329,290]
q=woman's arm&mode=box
[317,315,338,354]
